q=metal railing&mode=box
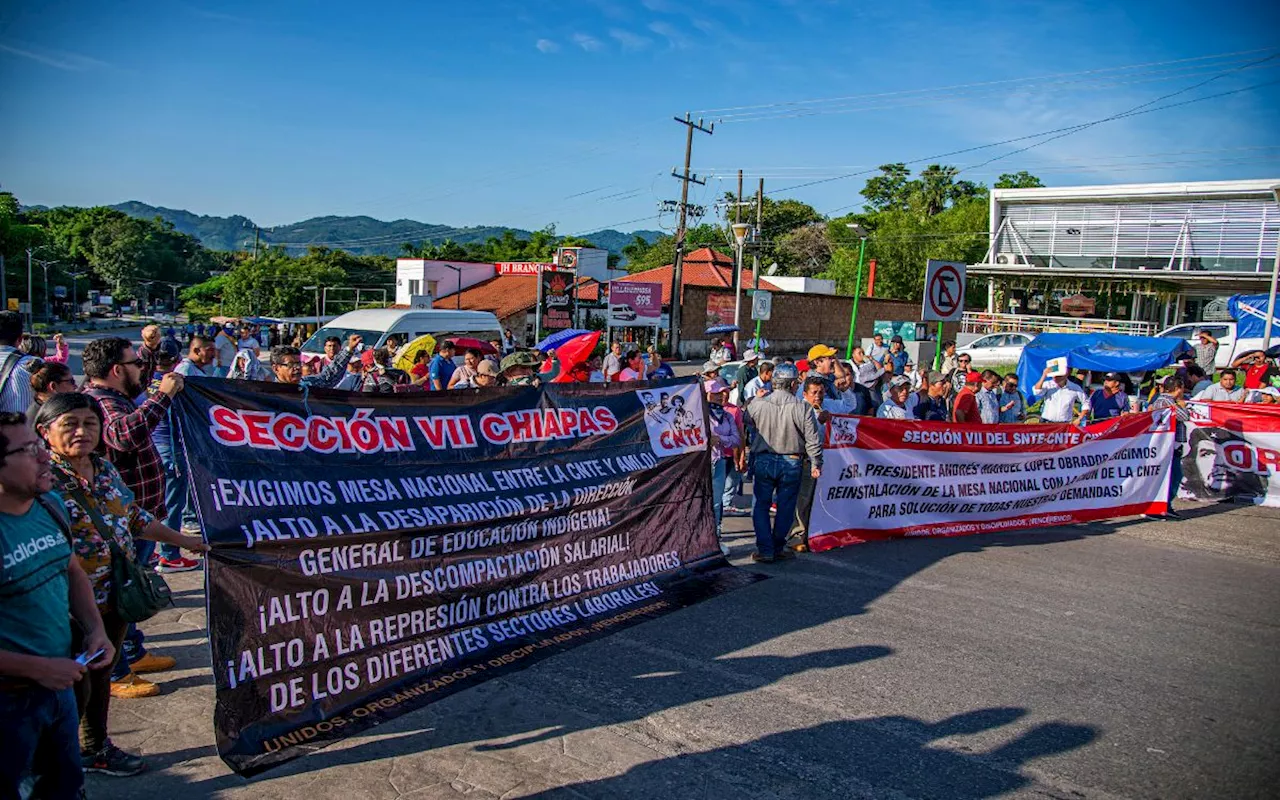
[961,312,1157,336]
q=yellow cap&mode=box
[807,344,838,361]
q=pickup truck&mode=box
[1156,321,1265,369]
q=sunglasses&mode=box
[117,358,143,368]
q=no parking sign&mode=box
[922,260,966,322]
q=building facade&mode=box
[970,179,1280,331]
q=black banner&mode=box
[175,378,759,776]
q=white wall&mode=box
[394,259,495,305]
[768,276,836,295]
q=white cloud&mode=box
[0,43,110,71]
[609,28,653,51]
[535,39,560,54]
[572,33,604,52]
[647,21,689,50]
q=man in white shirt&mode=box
[876,377,913,419]
[866,333,889,366]
[1034,365,1090,425]
[213,325,238,377]
[1193,369,1245,403]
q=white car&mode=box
[956,332,1034,367]
[1155,322,1262,369]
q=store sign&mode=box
[540,269,575,332]
[608,282,661,327]
[496,262,561,276]
[1060,294,1096,317]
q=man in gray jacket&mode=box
[743,363,823,563]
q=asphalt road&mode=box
[61,326,147,379]
[94,502,1280,799]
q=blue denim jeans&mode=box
[751,453,803,558]
[711,457,728,535]
[1168,444,1183,505]
[150,444,187,562]
[723,461,742,509]
[0,685,84,799]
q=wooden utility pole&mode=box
[732,169,744,349]
[668,113,713,360]
[752,178,764,293]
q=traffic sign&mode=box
[751,289,772,321]
[922,259,965,322]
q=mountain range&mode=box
[107,201,663,258]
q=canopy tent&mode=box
[1016,333,1193,402]
[1227,294,1280,340]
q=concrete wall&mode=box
[394,259,495,305]
[679,287,923,359]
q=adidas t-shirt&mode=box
[0,494,72,658]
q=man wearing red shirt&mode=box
[952,370,982,424]
[1232,351,1278,390]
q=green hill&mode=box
[109,201,662,258]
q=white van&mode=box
[300,309,502,355]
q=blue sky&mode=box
[3,0,1278,241]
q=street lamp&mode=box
[68,271,87,322]
[442,265,463,310]
[303,285,321,330]
[843,223,869,359]
[35,259,58,322]
[731,222,751,350]
[1264,185,1280,352]
[137,280,156,318]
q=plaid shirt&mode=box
[82,384,171,517]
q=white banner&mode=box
[809,412,1175,551]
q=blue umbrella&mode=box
[535,329,593,352]
[705,324,740,335]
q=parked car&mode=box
[956,332,1034,367]
[1155,321,1263,369]
[300,309,502,356]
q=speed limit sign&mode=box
[751,290,772,321]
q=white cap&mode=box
[743,348,760,361]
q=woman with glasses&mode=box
[33,393,206,778]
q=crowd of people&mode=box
[4,310,1280,793]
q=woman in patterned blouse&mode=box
[33,393,206,779]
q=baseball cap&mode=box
[890,375,912,388]
[890,335,904,344]
[360,350,377,368]
[703,377,729,395]
[701,360,721,374]
[477,360,498,377]
[1259,386,1280,397]
[743,348,760,361]
[807,344,837,361]
[965,370,982,383]
[1103,371,1123,382]
[927,370,946,385]
[772,363,800,382]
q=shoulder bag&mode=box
[64,486,173,623]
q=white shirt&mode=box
[1039,381,1090,423]
[1194,384,1244,403]
[876,400,908,419]
[214,333,237,368]
[619,367,645,381]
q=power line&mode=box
[693,47,1278,120]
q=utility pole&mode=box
[0,253,6,311]
[668,113,713,360]
[732,169,744,350]
[752,178,764,348]
[25,248,33,328]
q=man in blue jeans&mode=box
[743,363,823,563]
[0,413,114,799]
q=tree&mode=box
[995,171,1044,189]
[623,224,725,274]
[860,164,912,212]
[775,223,834,276]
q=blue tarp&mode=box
[1016,333,1193,403]
[1227,294,1280,340]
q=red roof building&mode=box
[577,247,778,304]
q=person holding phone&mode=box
[34,393,207,778]
[0,411,114,799]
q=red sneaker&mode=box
[155,557,202,574]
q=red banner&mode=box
[809,412,1175,551]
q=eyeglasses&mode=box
[276,361,302,369]
[3,440,49,458]
[117,359,143,368]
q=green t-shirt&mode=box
[0,494,73,659]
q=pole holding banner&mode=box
[843,226,868,359]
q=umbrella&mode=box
[536,329,594,352]
[446,336,498,355]
[705,324,740,335]
[1267,344,1280,359]
[547,331,601,382]
[393,333,437,373]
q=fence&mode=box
[961,312,1157,336]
